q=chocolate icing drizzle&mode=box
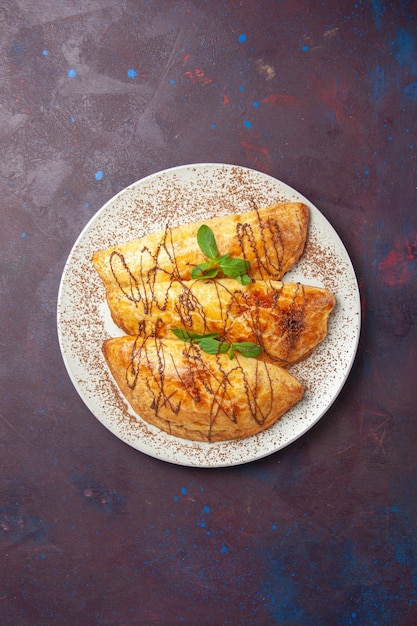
[108,261,310,366]
[105,206,314,368]
[101,206,316,437]
[123,329,275,441]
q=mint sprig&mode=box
[171,328,263,360]
[191,225,251,285]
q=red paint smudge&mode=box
[378,234,417,286]
[178,53,190,65]
[239,131,271,174]
[240,138,269,156]
[223,93,230,105]
[184,68,212,85]
[406,235,417,260]
[261,93,299,106]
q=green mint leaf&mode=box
[191,264,219,280]
[236,273,252,286]
[192,224,253,285]
[171,328,199,342]
[214,253,231,263]
[172,329,263,360]
[231,342,264,359]
[198,337,230,355]
[197,225,219,259]
[218,256,250,278]
[171,329,219,343]
[198,259,216,272]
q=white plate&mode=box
[57,163,360,467]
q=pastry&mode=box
[103,278,335,367]
[92,201,309,288]
[103,335,304,442]
[92,199,335,444]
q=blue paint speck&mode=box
[243,120,252,128]
[239,85,245,91]
[84,203,89,208]
[70,117,75,123]
[221,543,230,554]
[238,34,247,43]
[211,124,216,129]
[203,505,211,514]
[301,45,310,51]
[170,79,175,85]
[67,69,77,78]
[253,101,259,108]
[21,232,28,239]
[271,524,277,530]
[42,50,49,56]
[127,68,137,79]
[95,170,104,181]
[181,486,187,495]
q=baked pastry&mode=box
[92,202,309,287]
[93,200,336,444]
[103,278,335,367]
[103,335,304,442]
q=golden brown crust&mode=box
[92,202,309,286]
[103,335,304,442]
[104,278,335,367]
[93,200,336,444]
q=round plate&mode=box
[57,163,360,467]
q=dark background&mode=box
[1,1,416,624]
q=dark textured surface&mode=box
[1,1,416,624]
